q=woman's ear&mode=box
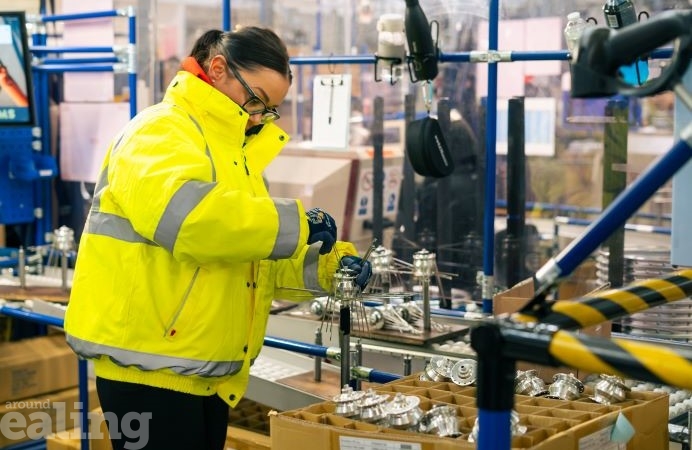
[208,55,228,83]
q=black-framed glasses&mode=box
[227,63,280,124]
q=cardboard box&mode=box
[0,334,79,403]
[45,408,112,450]
[229,397,272,435]
[0,381,99,448]
[225,425,271,450]
[270,378,668,450]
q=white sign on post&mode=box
[311,74,352,149]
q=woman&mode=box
[64,27,370,450]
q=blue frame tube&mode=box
[367,369,399,384]
[288,48,672,66]
[223,0,231,31]
[128,8,137,120]
[264,335,332,358]
[31,28,51,246]
[544,132,692,286]
[315,0,322,54]
[263,336,401,383]
[41,57,120,64]
[40,9,122,22]
[496,199,581,213]
[296,65,305,137]
[289,55,376,65]
[78,359,89,450]
[0,306,64,328]
[511,50,569,61]
[495,199,671,221]
[33,64,119,72]
[481,0,500,314]
[478,409,512,450]
[555,216,671,235]
[30,45,117,54]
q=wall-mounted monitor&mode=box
[0,12,34,126]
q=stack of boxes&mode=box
[0,333,99,448]
[270,376,669,450]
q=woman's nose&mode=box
[247,113,263,126]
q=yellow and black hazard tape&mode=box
[514,268,692,330]
[550,329,692,389]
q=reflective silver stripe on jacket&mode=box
[155,180,216,252]
[270,198,302,259]
[88,211,157,245]
[89,166,110,213]
[86,164,157,246]
[66,334,243,378]
[184,110,217,182]
[303,244,323,291]
[87,110,217,250]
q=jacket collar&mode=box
[164,70,247,145]
[163,69,291,171]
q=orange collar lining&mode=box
[180,56,212,84]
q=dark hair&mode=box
[190,27,292,83]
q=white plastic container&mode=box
[564,11,589,61]
[376,14,406,61]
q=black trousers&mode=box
[96,377,229,450]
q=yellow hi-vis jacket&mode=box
[64,71,356,407]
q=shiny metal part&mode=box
[333,270,359,302]
[413,249,436,332]
[412,249,436,278]
[377,304,420,334]
[591,374,631,405]
[420,356,455,382]
[50,226,75,290]
[395,301,423,323]
[364,308,385,330]
[419,405,460,437]
[547,373,584,401]
[469,410,525,443]
[450,359,477,386]
[53,225,75,251]
[371,246,393,274]
[309,298,327,317]
[18,247,26,289]
[385,393,423,430]
[515,369,548,397]
[358,389,390,425]
[332,385,365,418]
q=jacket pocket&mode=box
[163,267,200,340]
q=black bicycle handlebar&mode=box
[603,9,691,71]
[572,9,692,98]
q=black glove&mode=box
[340,255,373,290]
[306,208,337,255]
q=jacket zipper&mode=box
[163,267,200,337]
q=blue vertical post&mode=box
[32,19,51,246]
[297,65,305,138]
[315,0,322,55]
[128,7,137,118]
[472,323,514,450]
[482,0,499,313]
[223,0,231,31]
[79,359,90,450]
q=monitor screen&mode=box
[0,12,34,126]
